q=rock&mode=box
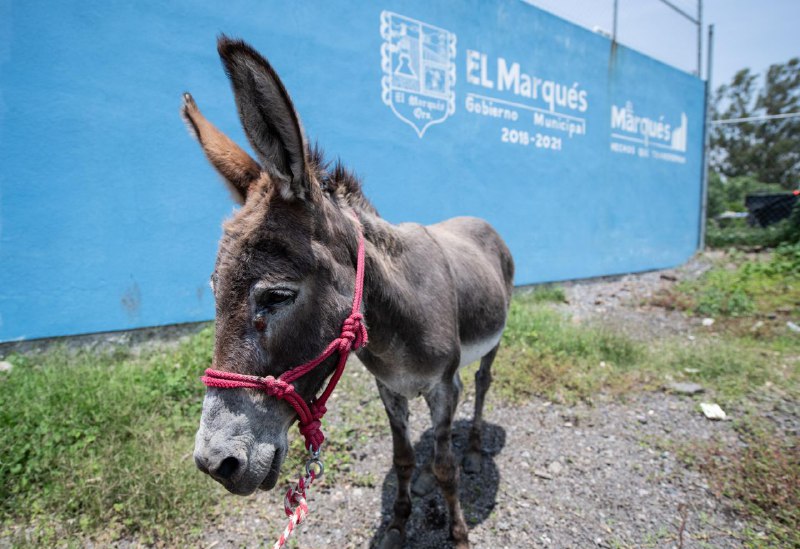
[700,402,727,420]
[547,461,564,475]
[751,320,764,332]
[702,317,715,327]
[0,361,12,373]
[787,321,800,333]
[667,382,704,395]
[534,469,553,480]
[637,416,648,424]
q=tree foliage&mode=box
[711,58,800,188]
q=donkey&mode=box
[185,37,514,548]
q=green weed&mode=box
[660,244,800,320]
[0,328,223,544]
[677,414,799,547]
[518,284,567,304]
[494,295,643,402]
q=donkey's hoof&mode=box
[411,467,437,496]
[379,527,405,549]
[463,450,483,474]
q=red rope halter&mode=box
[200,216,368,452]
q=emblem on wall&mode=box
[380,11,456,138]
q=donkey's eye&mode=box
[257,289,296,310]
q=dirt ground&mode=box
[194,255,790,549]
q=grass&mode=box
[492,293,643,403]
[677,413,800,547]
[653,242,800,325]
[648,245,800,546]
[705,218,794,249]
[520,284,567,304]
[491,286,799,406]
[0,328,223,545]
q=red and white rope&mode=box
[272,470,316,549]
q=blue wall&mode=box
[0,1,705,342]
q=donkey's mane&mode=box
[309,144,378,217]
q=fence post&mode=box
[699,23,714,250]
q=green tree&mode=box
[711,58,800,189]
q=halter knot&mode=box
[298,418,324,451]
[264,376,294,399]
[310,401,327,419]
[339,312,368,351]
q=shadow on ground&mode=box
[369,420,506,548]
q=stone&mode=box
[0,361,12,373]
[787,321,800,333]
[534,469,553,480]
[702,317,715,326]
[547,461,564,475]
[668,382,704,395]
[700,402,727,420]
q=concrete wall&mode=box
[0,0,705,341]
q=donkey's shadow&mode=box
[369,420,506,548]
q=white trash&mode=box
[700,402,727,420]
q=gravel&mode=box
[201,382,749,548]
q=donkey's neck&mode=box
[337,202,438,360]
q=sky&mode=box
[525,0,799,90]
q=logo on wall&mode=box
[609,101,689,164]
[380,11,456,138]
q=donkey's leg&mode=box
[464,343,500,474]
[425,374,470,548]
[412,369,463,497]
[376,380,415,549]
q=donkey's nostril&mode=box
[213,456,241,480]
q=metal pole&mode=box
[697,0,703,76]
[657,0,698,23]
[699,23,714,250]
[613,0,619,42]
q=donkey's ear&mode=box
[181,92,262,205]
[217,36,312,201]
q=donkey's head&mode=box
[184,37,361,495]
